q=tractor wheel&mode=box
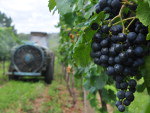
[45,53,55,84]
[8,64,19,80]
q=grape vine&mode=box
[49,0,150,112]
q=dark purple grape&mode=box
[123,67,131,75]
[93,32,103,43]
[128,79,137,88]
[95,4,102,14]
[99,0,107,9]
[107,0,112,6]
[109,47,117,56]
[106,66,116,75]
[115,76,124,82]
[124,58,133,66]
[120,81,128,90]
[126,95,135,102]
[101,25,110,33]
[111,35,118,43]
[114,44,123,52]
[91,23,99,30]
[92,42,101,51]
[111,0,121,9]
[94,58,101,64]
[126,48,134,57]
[108,57,115,65]
[114,64,124,73]
[114,56,122,64]
[118,105,125,112]
[129,87,136,93]
[117,91,125,99]
[127,32,137,42]
[116,82,121,89]
[123,99,131,106]
[135,33,146,44]
[101,48,109,55]
[100,39,109,47]
[134,46,144,57]
[125,91,133,99]
[110,25,121,35]
[100,55,109,63]
[119,52,128,62]
[103,7,111,13]
[90,51,95,58]
[116,101,122,107]
[118,33,126,42]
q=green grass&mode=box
[0,61,10,85]
[41,81,62,113]
[0,81,45,113]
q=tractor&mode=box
[8,32,54,84]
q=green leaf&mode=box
[145,0,150,7]
[77,0,84,10]
[93,75,107,90]
[73,28,95,67]
[136,1,150,26]
[137,83,146,92]
[141,56,150,95]
[63,13,75,26]
[84,6,95,19]
[142,102,150,113]
[55,0,72,15]
[48,0,56,11]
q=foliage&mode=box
[0,12,20,60]
[0,11,17,33]
[0,27,20,60]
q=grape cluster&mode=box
[90,0,149,112]
[91,22,147,112]
[95,0,122,17]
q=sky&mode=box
[0,0,60,33]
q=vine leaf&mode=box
[48,0,56,11]
[136,1,150,26]
[145,0,150,7]
[141,56,150,95]
[73,28,94,67]
[54,0,72,15]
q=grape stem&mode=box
[109,5,125,26]
[122,0,133,5]
[110,15,120,24]
[113,17,136,26]
[126,17,136,30]
[109,2,136,33]
[119,5,126,33]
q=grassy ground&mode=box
[0,81,45,113]
[0,61,9,85]
[0,59,83,113]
